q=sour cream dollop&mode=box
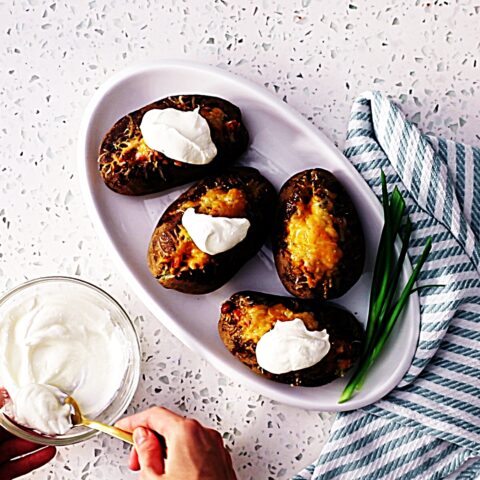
[12,384,72,435]
[255,319,330,374]
[140,107,217,165]
[0,288,129,435]
[181,207,250,255]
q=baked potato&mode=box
[98,94,249,195]
[218,291,364,386]
[147,167,276,294]
[273,169,365,300]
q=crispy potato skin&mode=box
[218,291,364,386]
[273,169,365,300]
[147,168,276,294]
[98,94,249,195]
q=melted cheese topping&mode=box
[129,136,151,161]
[286,197,343,288]
[171,226,210,271]
[116,117,151,160]
[155,188,248,276]
[197,188,247,217]
[236,303,317,344]
[100,117,153,176]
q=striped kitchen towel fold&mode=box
[294,91,480,480]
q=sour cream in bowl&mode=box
[0,277,141,446]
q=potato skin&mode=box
[147,167,276,294]
[218,291,364,386]
[273,169,365,300]
[98,94,249,195]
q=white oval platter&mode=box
[78,61,419,411]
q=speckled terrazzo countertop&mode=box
[1,1,478,478]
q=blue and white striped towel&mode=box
[294,91,480,480]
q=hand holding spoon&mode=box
[65,396,133,445]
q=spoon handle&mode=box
[82,418,134,445]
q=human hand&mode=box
[116,407,237,480]
[0,428,56,479]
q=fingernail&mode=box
[133,427,148,446]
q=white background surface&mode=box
[1,1,479,479]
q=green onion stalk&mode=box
[339,171,433,403]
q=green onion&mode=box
[339,171,433,404]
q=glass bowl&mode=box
[0,276,141,446]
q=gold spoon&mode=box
[65,396,133,445]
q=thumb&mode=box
[133,427,165,477]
